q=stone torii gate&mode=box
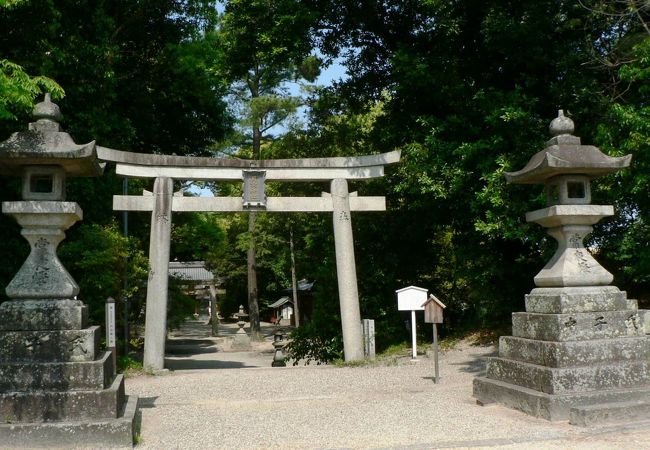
[96,147,400,371]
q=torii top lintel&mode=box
[96,147,401,181]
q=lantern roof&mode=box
[0,94,104,176]
[504,110,631,184]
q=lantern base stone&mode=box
[0,299,87,331]
[474,286,650,425]
[525,286,629,314]
[474,376,650,421]
[0,299,138,447]
[0,394,139,449]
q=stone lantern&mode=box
[504,110,631,288]
[0,95,137,447]
[0,94,104,301]
[474,111,650,426]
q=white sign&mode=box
[396,286,427,311]
[106,302,116,348]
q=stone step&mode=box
[0,326,99,362]
[486,357,650,395]
[512,309,643,341]
[0,351,113,391]
[0,299,87,331]
[0,394,138,448]
[525,286,628,314]
[0,374,125,423]
[499,335,650,367]
[473,376,650,421]
[569,399,650,427]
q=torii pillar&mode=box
[331,178,364,361]
[142,177,173,372]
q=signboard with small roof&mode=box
[422,294,446,383]
[422,294,446,324]
[396,286,428,359]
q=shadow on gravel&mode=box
[165,359,252,370]
[138,396,159,409]
[451,350,498,376]
[165,339,218,355]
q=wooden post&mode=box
[209,283,218,337]
[411,310,417,359]
[433,323,439,383]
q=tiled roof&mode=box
[169,261,215,283]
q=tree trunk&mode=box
[290,228,300,327]
[247,209,261,340]
[247,80,263,340]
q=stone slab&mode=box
[0,300,87,331]
[0,394,138,449]
[473,376,650,421]
[525,205,614,228]
[0,374,125,423]
[113,195,387,213]
[512,310,643,341]
[116,163,386,180]
[569,399,650,427]
[499,335,650,367]
[524,286,629,314]
[231,331,252,351]
[0,351,112,391]
[486,357,650,394]
[98,146,401,169]
[0,326,99,362]
[640,309,650,335]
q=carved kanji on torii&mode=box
[96,146,401,371]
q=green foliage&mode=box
[167,277,198,331]
[171,211,227,263]
[59,222,148,326]
[0,0,231,151]
[0,59,64,120]
[117,353,144,377]
[286,322,342,365]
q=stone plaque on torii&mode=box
[96,146,401,370]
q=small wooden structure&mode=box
[269,296,294,325]
[422,294,446,324]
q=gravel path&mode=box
[124,319,650,449]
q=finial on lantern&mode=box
[549,110,574,137]
[30,93,62,132]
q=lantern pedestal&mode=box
[0,201,138,446]
[526,204,614,288]
[3,201,81,299]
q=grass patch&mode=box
[465,326,510,346]
[118,354,145,378]
[439,335,462,351]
